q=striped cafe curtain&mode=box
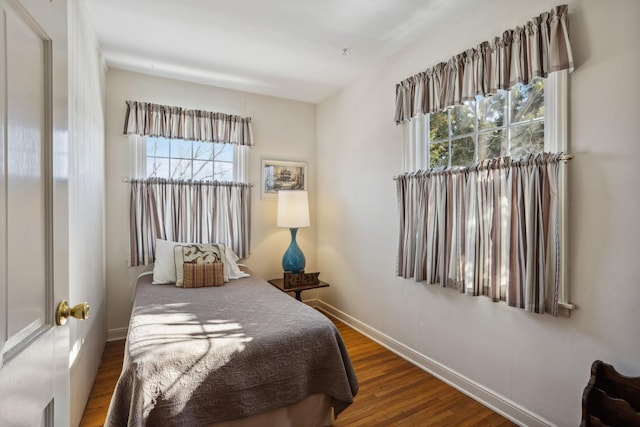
[396,153,563,315]
[129,179,251,266]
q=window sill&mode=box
[558,302,575,310]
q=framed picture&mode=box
[261,159,307,199]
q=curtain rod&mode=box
[393,154,573,181]
[121,178,253,187]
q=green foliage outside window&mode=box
[427,77,545,168]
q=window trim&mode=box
[547,71,572,310]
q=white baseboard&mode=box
[302,298,321,307]
[107,327,128,342]
[315,300,555,427]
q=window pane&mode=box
[214,143,234,162]
[143,137,241,182]
[147,157,169,178]
[429,141,449,168]
[193,160,214,181]
[450,101,475,137]
[430,110,449,141]
[511,77,544,124]
[147,137,170,158]
[193,141,214,160]
[171,139,192,159]
[510,122,544,158]
[478,130,506,160]
[478,92,506,130]
[170,158,191,179]
[450,136,475,167]
[422,76,545,170]
[214,161,233,181]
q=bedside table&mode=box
[267,278,329,302]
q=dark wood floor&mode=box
[80,315,516,426]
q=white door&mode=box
[0,0,75,426]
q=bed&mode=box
[105,266,358,426]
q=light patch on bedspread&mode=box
[128,304,254,416]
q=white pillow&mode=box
[152,239,181,284]
[225,248,249,279]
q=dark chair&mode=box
[581,360,640,426]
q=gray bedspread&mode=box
[105,272,358,426]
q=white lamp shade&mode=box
[277,190,310,228]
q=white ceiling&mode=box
[85,0,474,103]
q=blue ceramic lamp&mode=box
[277,190,310,273]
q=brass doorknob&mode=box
[56,300,90,326]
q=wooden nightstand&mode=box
[267,278,329,302]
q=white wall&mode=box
[316,0,640,426]
[67,1,107,425]
[105,70,317,334]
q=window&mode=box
[132,136,249,183]
[404,71,567,173]
[401,71,572,312]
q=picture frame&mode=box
[261,159,307,199]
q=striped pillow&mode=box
[174,243,229,285]
[181,262,224,288]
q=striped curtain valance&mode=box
[394,5,573,124]
[396,153,564,315]
[129,179,251,266]
[123,101,254,146]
